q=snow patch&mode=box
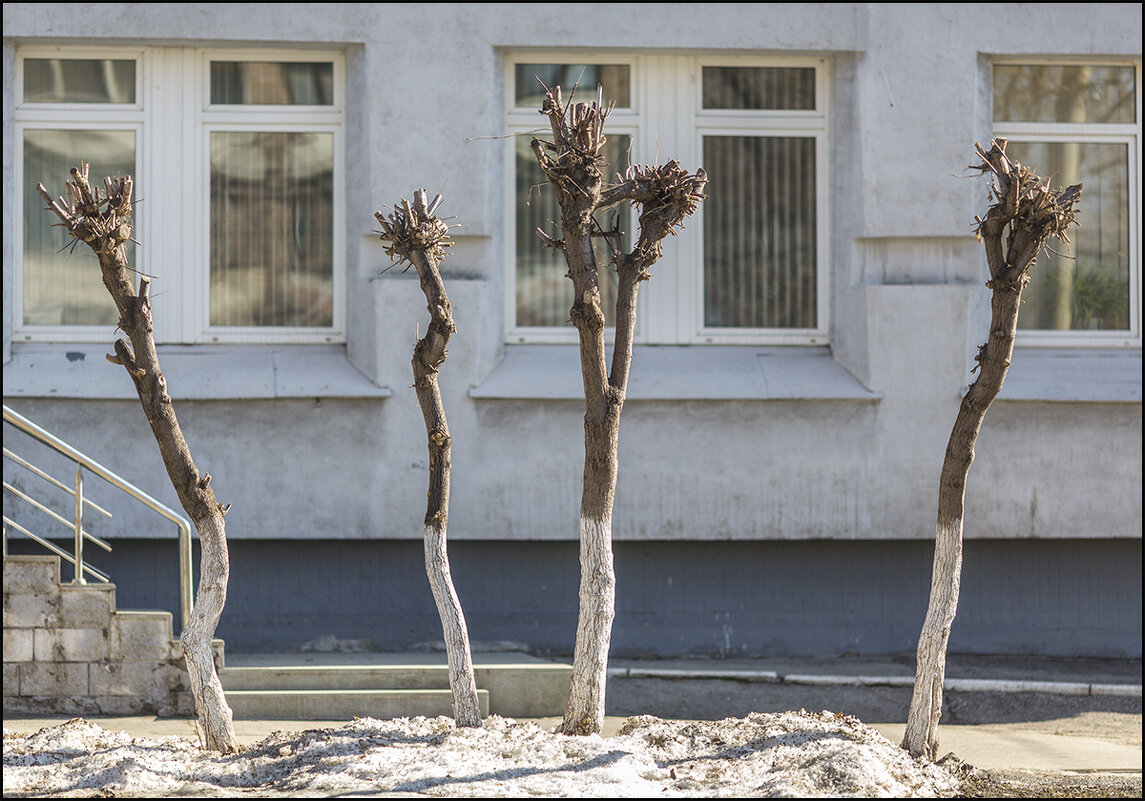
[4,711,961,797]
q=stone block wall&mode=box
[3,554,223,716]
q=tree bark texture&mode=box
[375,191,482,728]
[529,85,707,735]
[902,140,1081,760]
[37,165,239,754]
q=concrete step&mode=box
[222,663,455,691]
[220,652,572,719]
[3,554,221,717]
[225,688,490,720]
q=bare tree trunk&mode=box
[38,165,239,753]
[375,191,482,728]
[902,140,1081,760]
[529,85,706,735]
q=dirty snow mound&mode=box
[4,712,960,797]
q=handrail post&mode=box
[73,465,86,584]
[179,521,194,632]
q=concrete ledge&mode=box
[1091,683,1143,698]
[783,673,913,687]
[220,654,572,718]
[3,345,392,400]
[226,688,490,721]
[470,345,880,401]
[613,667,780,683]
[606,666,1143,697]
[998,348,1142,403]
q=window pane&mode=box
[994,65,1135,124]
[703,136,817,329]
[1005,141,1131,331]
[515,64,630,108]
[23,59,135,104]
[702,66,816,110]
[515,134,631,328]
[210,62,334,105]
[210,132,334,327]
[23,129,135,326]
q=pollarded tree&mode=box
[38,165,240,754]
[529,85,707,735]
[902,140,1081,760]
[375,190,482,728]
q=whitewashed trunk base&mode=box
[562,515,616,735]
[181,513,239,753]
[902,518,964,760]
[424,524,482,728]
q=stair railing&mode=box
[3,404,194,631]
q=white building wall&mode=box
[3,4,1141,551]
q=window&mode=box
[993,62,1141,347]
[505,55,829,345]
[15,47,345,344]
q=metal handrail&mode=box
[3,404,194,631]
[1,516,112,583]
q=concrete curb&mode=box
[607,667,1142,697]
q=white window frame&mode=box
[992,58,1142,349]
[504,53,830,346]
[13,45,346,346]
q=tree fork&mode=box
[530,84,706,735]
[375,190,482,728]
[902,140,1081,760]
[38,164,239,754]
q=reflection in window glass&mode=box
[515,134,631,327]
[993,65,1135,124]
[23,59,136,104]
[210,62,334,105]
[702,66,816,110]
[210,132,334,327]
[703,136,817,329]
[515,64,630,108]
[23,129,135,326]
[1006,141,1130,331]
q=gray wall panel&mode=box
[10,538,1138,658]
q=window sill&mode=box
[468,345,880,401]
[2,344,392,400]
[997,348,1142,403]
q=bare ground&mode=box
[605,676,1142,798]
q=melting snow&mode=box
[4,711,961,797]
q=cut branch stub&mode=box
[529,84,707,285]
[969,138,1082,288]
[374,190,452,268]
[37,163,134,253]
[613,160,708,276]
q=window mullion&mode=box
[143,47,179,343]
[184,48,209,344]
[637,54,683,345]
[673,55,702,345]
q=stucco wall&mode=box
[3,2,1141,551]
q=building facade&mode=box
[3,3,1141,657]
